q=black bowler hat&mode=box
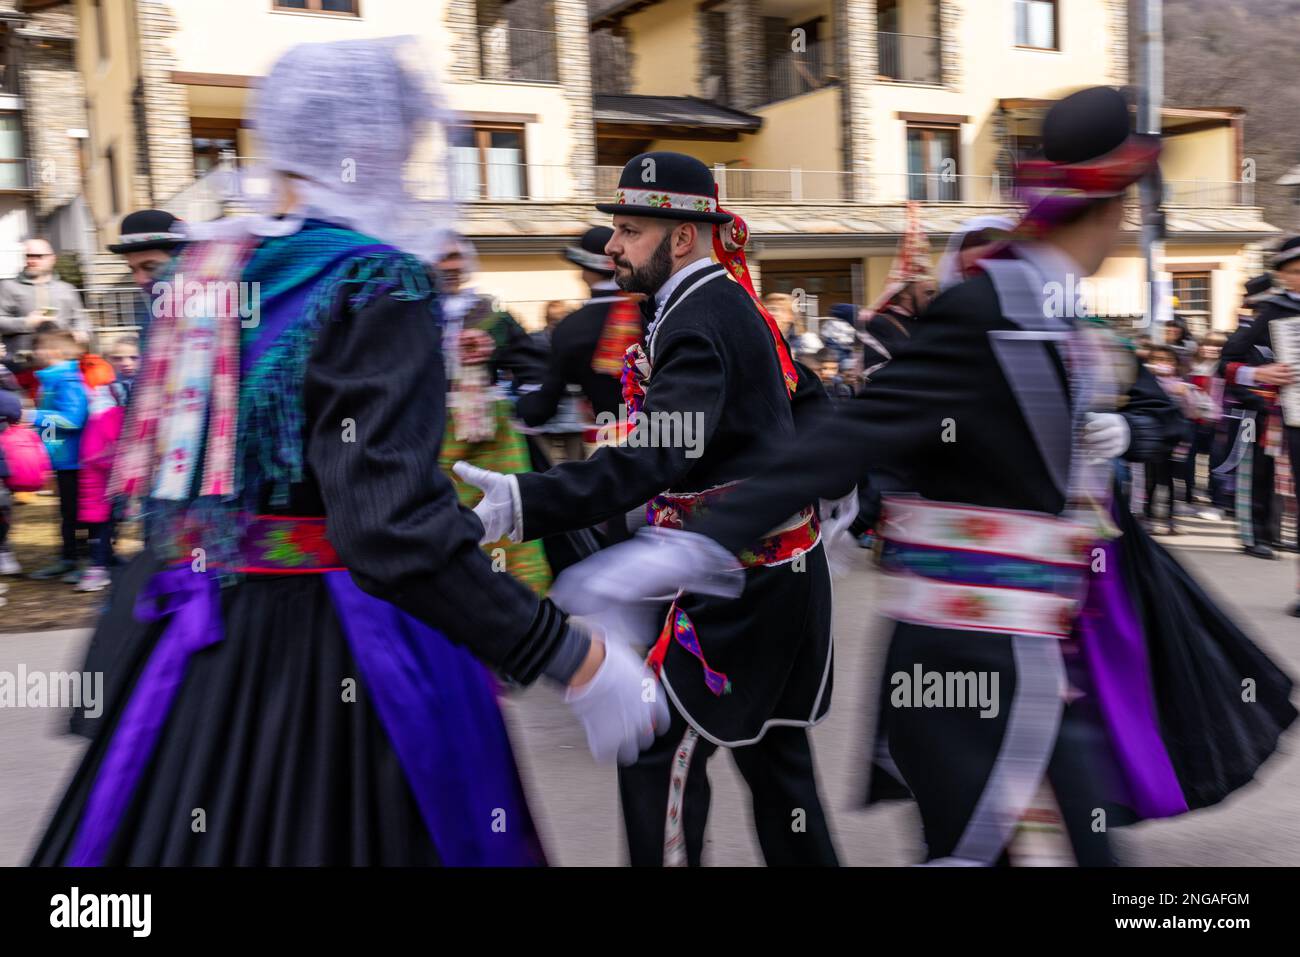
[1016,87,1160,214]
[563,226,615,274]
[595,151,733,225]
[108,209,186,254]
[1244,274,1274,304]
[1270,235,1300,270]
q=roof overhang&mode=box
[997,97,1244,134]
[590,0,669,30]
[594,94,762,141]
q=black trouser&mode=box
[617,699,839,866]
[1144,456,1177,522]
[54,468,81,562]
[1184,423,1223,504]
[1249,436,1280,547]
[1209,416,1238,511]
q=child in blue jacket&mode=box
[29,326,88,581]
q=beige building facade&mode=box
[49,0,1278,333]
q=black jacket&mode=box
[516,293,641,426]
[694,270,1182,553]
[1220,293,1300,413]
[515,263,806,540]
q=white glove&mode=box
[565,640,671,765]
[452,461,520,544]
[819,487,860,579]
[1082,412,1130,463]
[549,526,744,617]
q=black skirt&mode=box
[35,555,543,866]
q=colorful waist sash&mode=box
[646,485,820,697]
[166,515,345,574]
[646,484,819,567]
[877,497,1094,639]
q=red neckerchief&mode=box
[711,186,798,397]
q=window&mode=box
[0,113,25,189]
[907,124,960,202]
[1172,271,1212,337]
[93,0,108,64]
[272,0,360,15]
[448,124,527,201]
[104,144,120,216]
[1014,0,1058,50]
[191,118,241,176]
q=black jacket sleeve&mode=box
[1120,361,1186,463]
[515,321,573,427]
[689,307,991,554]
[514,327,727,540]
[305,284,570,684]
[491,311,549,390]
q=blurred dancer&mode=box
[937,215,1015,291]
[858,203,936,381]
[517,226,645,428]
[456,151,837,867]
[433,234,554,594]
[1221,238,1299,559]
[109,208,186,288]
[32,38,665,867]
[1213,274,1275,539]
[562,88,1296,866]
[1185,332,1226,518]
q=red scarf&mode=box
[712,188,798,397]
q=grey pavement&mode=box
[1,516,1296,866]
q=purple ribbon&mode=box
[1077,537,1188,819]
[323,572,545,866]
[65,566,544,866]
[67,567,223,866]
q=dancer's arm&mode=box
[305,273,586,685]
[513,328,728,539]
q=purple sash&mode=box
[1077,537,1188,819]
[67,568,544,866]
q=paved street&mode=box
[1,517,1296,866]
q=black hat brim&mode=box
[108,240,183,254]
[562,248,615,273]
[595,203,733,225]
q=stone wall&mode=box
[19,38,85,217]
[836,0,875,201]
[723,0,762,112]
[134,0,194,207]
[554,0,594,197]
[1106,0,1129,85]
[939,0,961,91]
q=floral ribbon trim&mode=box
[612,187,718,213]
[877,497,1095,638]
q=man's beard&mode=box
[614,229,674,296]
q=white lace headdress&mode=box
[190,36,453,259]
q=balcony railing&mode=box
[479,26,558,84]
[598,165,851,203]
[869,172,1015,204]
[877,32,942,85]
[81,285,150,336]
[763,39,836,105]
[1162,180,1256,207]
[159,156,1263,216]
[868,173,1259,207]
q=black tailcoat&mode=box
[692,258,1292,861]
[516,292,643,427]
[515,262,833,745]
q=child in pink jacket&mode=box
[76,356,125,593]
